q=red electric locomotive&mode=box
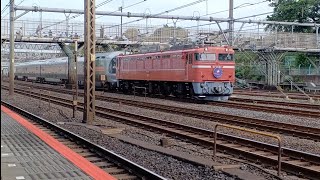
[116,46,235,101]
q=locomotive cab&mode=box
[187,46,235,101]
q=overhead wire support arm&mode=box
[14,10,30,21]
[232,22,246,46]
[216,21,230,46]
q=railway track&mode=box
[1,101,165,180]
[209,101,320,118]
[5,80,320,112]
[234,89,320,100]
[2,84,320,142]
[230,96,320,110]
[3,87,320,179]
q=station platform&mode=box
[1,106,115,180]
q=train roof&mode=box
[16,57,69,66]
[118,46,233,57]
[15,51,123,67]
[96,51,123,59]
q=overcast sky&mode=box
[1,0,274,31]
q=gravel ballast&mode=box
[2,84,317,180]
[7,83,319,154]
[1,89,238,180]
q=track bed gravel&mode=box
[10,84,320,155]
[1,89,239,180]
[2,86,317,179]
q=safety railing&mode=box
[213,124,282,176]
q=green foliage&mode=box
[294,53,310,67]
[235,65,263,81]
[266,0,320,32]
[235,52,262,81]
[234,52,258,64]
[293,76,304,83]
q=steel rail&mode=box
[1,100,166,180]
[2,87,320,179]
[234,90,320,98]
[4,80,320,110]
[2,83,320,141]
[230,97,320,110]
[233,90,320,101]
[209,101,320,118]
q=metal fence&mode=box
[288,67,320,76]
[234,32,319,50]
[1,19,319,50]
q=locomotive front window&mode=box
[218,54,234,61]
[194,53,216,61]
[96,57,106,66]
[109,58,117,73]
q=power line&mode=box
[106,0,207,29]
[181,11,273,29]
[1,0,13,15]
[16,0,26,6]
[1,0,15,20]
[165,0,269,26]
[96,0,147,20]
[96,0,113,8]
[37,0,114,32]
[1,0,27,20]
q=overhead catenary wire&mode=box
[96,0,147,19]
[165,0,269,27]
[181,11,273,29]
[36,0,114,32]
[1,0,27,20]
[105,0,207,29]
[1,0,25,15]
[1,0,14,20]
[1,0,13,15]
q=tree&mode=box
[266,0,320,32]
[294,53,310,67]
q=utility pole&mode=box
[120,0,124,38]
[316,26,319,48]
[228,0,234,46]
[72,41,78,118]
[9,0,15,95]
[40,11,42,37]
[83,0,96,124]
